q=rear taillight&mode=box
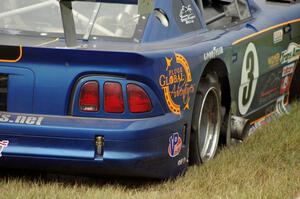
[127,84,152,113]
[104,82,124,113]
[79,81,99,112]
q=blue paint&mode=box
[0,0,299,178]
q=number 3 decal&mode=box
[238,43,259,115]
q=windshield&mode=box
[0,0,146,41]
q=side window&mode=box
[173,0,202,33]
[196,0,251,29]
[236,0,252,20]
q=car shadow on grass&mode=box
[0,168,165,189]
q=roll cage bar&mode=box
[195,0,249,25]
[60,0,153,47]
[58,0,152,47]
[59,0,137,47]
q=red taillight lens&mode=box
[127,84,152,113]
[79,81,99,112]
[104,82,124,113]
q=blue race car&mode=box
[0,0,299,178]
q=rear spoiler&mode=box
[59,0,153,47]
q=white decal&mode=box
[204,46,224,61]
[282,63,295,77]
[179,5,196,25]
[0,113,44,126]
[0,140,9,157]
[238,43,259,115]
[276,95,289,115]
[177,157,187,166]
[281,42,300,64]
[273,29,283,44]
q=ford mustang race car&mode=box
[0,0,299,178]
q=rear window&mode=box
[0,0,148,41]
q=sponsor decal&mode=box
[204,46,224,61]
[168,132,182,158]
[179,5,196,25]
[177,157,187,166]
[250,101,286,134]
[267,53,281,68]
[281,42,300,64]
[282,63,295,77]
[280,75,292,95]
[0,113,44,126]
[259,72,280,98]
[238,43,259,115]
[173,1,201,33]
[280,63,295,95]
[250,114,274,135]
[0,140,9,157]
[273,29,283,44]
[276,95,289,114]
[260,87,279,97]
[159,53,195,115]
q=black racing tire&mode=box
[189,72,222,165]
[220,108,232,146]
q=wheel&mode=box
[189,72,222,165]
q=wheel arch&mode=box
[202,59,231,117]
[188,58,232,165]
[198,58,232,145]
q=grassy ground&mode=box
[1,104,300,199]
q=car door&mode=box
[195,0,293,121]
[231,9,293,121]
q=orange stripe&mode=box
[233,18,300,45]
[250,97,289,125]
[0,46,23,63]
[250,111,275,125]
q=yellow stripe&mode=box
[233,18,300,45]
[0,46,23,63]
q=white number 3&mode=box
[238,42,259,115]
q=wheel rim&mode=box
[198,87,221,163]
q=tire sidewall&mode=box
[190,72,222,165]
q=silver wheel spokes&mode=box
[198,87,221,162]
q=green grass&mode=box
[1,103,300,199]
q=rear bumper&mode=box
[0,112,188,178]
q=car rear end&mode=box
[0,0,190,178]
